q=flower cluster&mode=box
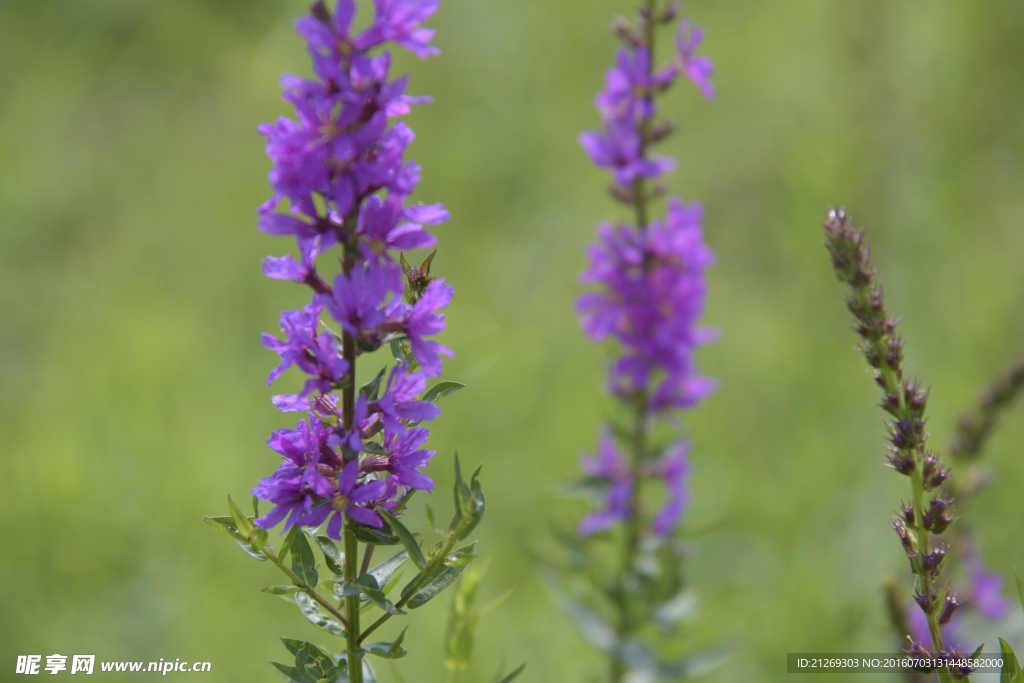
[575,5,716,539]
[252,0,452,540]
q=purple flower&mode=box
[375,364,440,432]
[356,194,437,291]
[362,426,436,491]
[254,419,339,532]
[261,305,350,409]
[578,433,633,536]
[579,116,675,187]
[322,266,391,336]
[359,0,441,59]
[649,441,690,535]
[596,48,656,121]
[674,20,715,100]
[312,460,388,538]
[403,280,454,376]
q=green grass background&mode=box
[2,0,1024,680]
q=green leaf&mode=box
[659,645,734,679]
[390,341,408,363]
[334,580,362,598]
[364,627,409,660]
[445,542,478,569]
[263,585,302,596]
[1016,570,1024,613]
[279,525,301,560]
[385,661,407,683]
[355,574,404,615]
[652,591,699,628]
[444,569,483,671]
[294,641,340,682]
[382,568,406,598]
[236,539,268,561]
[558,599,617,651]
[1001,638,1021,682]
[228,496,254,538]
[494,663,526,683]
[202,516,247,542]
[269,661,309,683]
[291,531,319,587]
[250,526,269,551]
[378,509,426,570]
[360,367,387,401]
[294,593,347,638]
[280,638,306,656]
[421,381,465,404]
[403,564,468,609]
[352,525,400,546]
[362,658,377,683]
[367,551,409,587]
[314,535,345,576]
[425,505,444,534]
[361,441,389,455]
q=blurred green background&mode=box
[3,0,1024,680]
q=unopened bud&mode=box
[938,593,960,625]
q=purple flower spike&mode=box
[574,6,715,546]
[250,3,456,625]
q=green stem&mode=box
[610,3,659,683]
[339,205,365,683]
[344,521,363,683]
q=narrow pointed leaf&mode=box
[364,627,409,659]
[421,381,465,404]
[291,531,319,587]
[403,564,467,609]
[558,599,617,651]
[353,525,400,546]
[355,574,403,615]
[360,366,387,401]
[361,441,389,455]
[314,535,345,576]
[494,663,527,683]
[236,539,268,561]
[294,592,346,637]
[228,496,254,538]
[1001,638,1021,682]
[280,638,307,656]
[269,661,307,683]
[203,516,247,542]
[378,509,426,569]
[367,550,409,587]
[390,341,409,363]
[263,585,302,596]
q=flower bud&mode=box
[938,593,960,625]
